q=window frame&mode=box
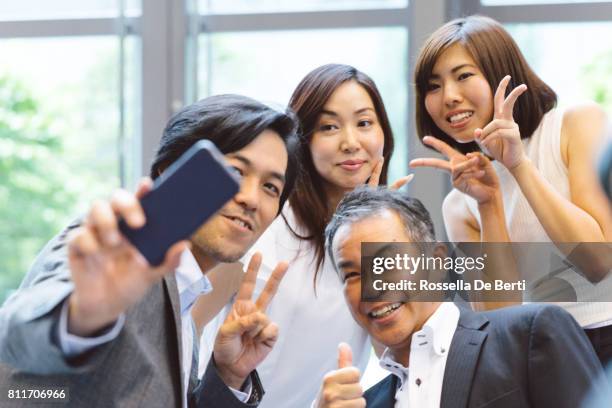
[451,0,612,22]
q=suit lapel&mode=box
[440,308,488,408]
[163,273,184,393]
[365,375,398,408]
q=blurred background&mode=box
[2,0,612,305]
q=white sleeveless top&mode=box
[464,108,612,327]
[198,205,371,408]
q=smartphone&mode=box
[119,140,240,266]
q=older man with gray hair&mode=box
[314,186,603,408]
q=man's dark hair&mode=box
[325,186,436,268]
[150,94,300,212]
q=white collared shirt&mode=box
[175,249,214,407]
[378,302,460,408]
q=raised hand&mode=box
[213,253,288,389]
[475,75,528,170]
[410,136,501,205]
[314,343,365,408]
[367,156,415,190]
[67,178,189,337]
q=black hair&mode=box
[150,94,300,212]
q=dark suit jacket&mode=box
[0,221,262,407]
[364,304,604,408]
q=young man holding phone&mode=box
[0,94,299,407]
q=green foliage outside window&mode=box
[0,76,77,302]
[583,50,612,113]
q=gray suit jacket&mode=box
[364,304,604,408]
[0,221,262,407]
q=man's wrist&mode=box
[58,300,125,357]
[215,360,248,390]
[67,294,119,337]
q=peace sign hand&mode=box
[367,156,415,190]
[475,75,528,170]
[410,136,501,205]
[213,252,288,389]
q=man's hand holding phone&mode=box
[65,140,238,337]
[67,178,189,337]
[213,252,288,390]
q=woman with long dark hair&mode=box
[198,64,406,407]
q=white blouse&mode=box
[198,205,371,407]
[464,108,612,328]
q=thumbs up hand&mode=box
[314,343,366,408]
[337,342,353,369]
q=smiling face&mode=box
[190,129,288,265]
[332,209,440,357]
[424,43,494,143]
[309,80,385,197]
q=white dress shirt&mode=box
[378,302,460,408]
[199,205,371,408]
[175,249,215,406]
[57,249,249,407]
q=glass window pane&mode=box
[199,0,407,14]
[0,36,137,302]
[506,22,612,115]
[0,0,141,20]
[197,27,408,183]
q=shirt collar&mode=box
[379,348,410,385]
[420,302,460,356]
[175,249,213,315]
[378,302,460,384]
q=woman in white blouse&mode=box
[194,64,408,407]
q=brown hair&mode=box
[287,64,395,285]
[414,15,557,154]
